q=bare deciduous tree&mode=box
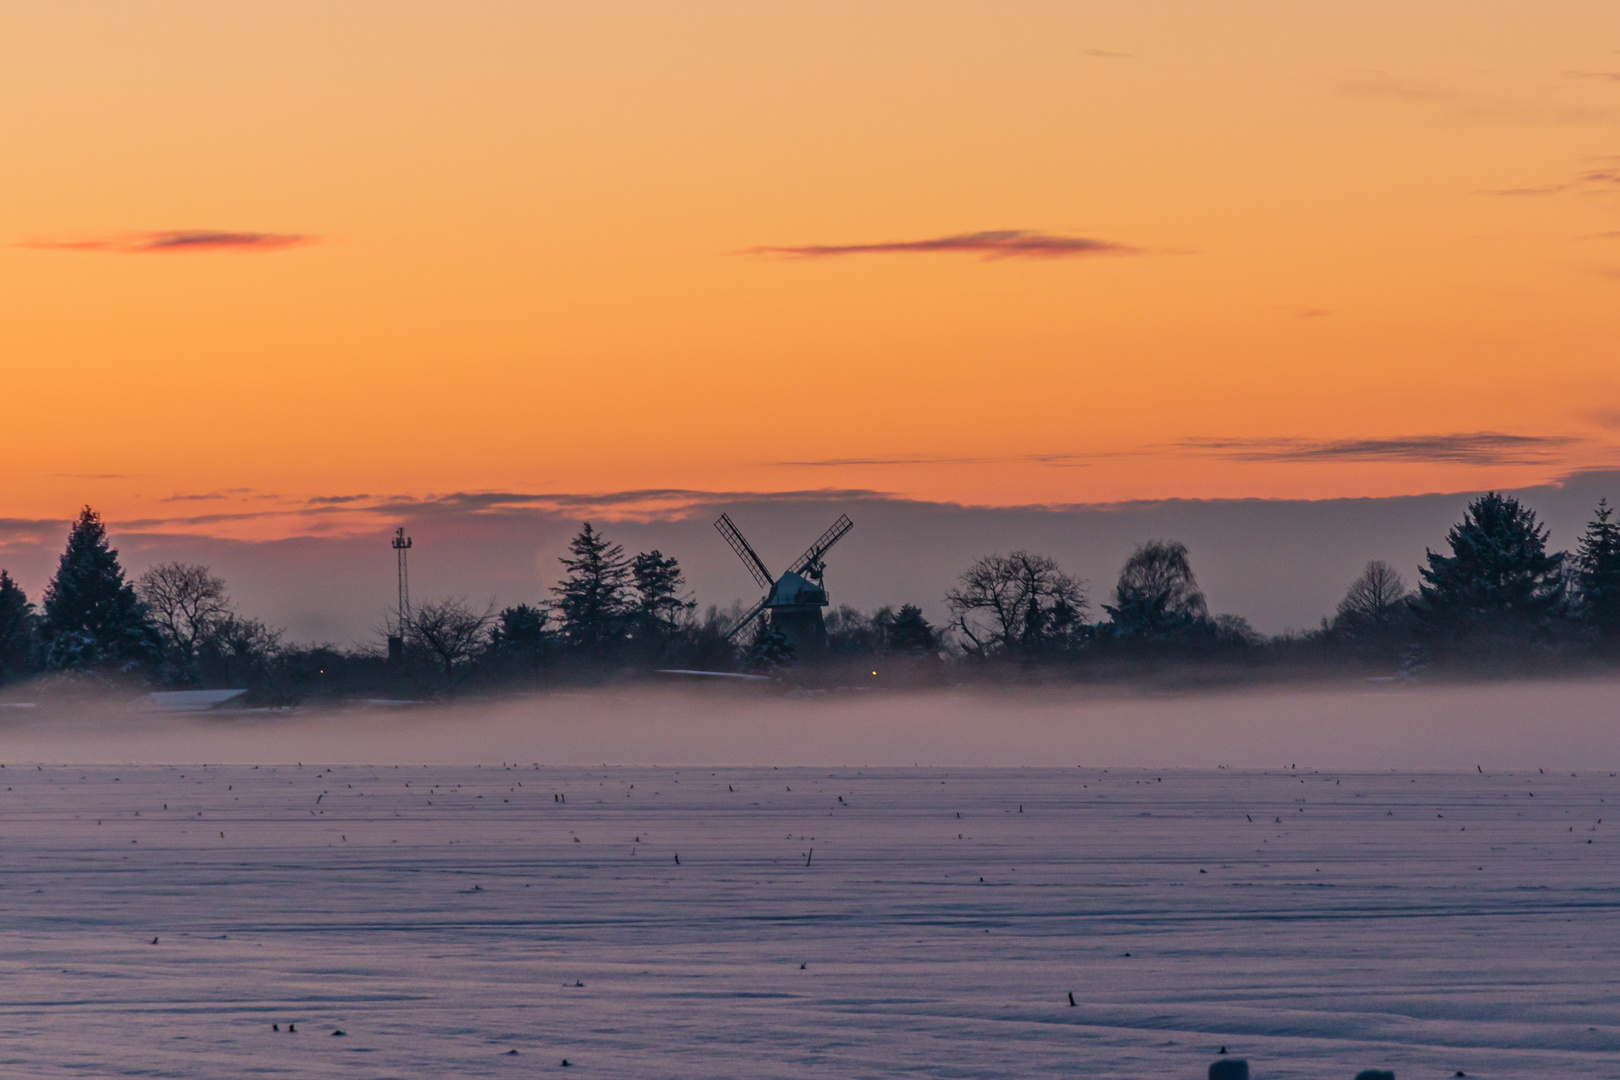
[137,562,230,672]
[199,613,282,687]
[946,551,1086,658]
[1333,560,1410,631]
[406,597,495,691]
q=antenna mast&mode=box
[392,527,412,633]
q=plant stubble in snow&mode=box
[0,763,1615,1077]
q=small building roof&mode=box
[135,689,250,713]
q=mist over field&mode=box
[5,678,1616,769]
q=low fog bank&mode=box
[2,677,1616,770]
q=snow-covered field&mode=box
[2,754,1617,1077]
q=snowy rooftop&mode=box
[133,689,250,713]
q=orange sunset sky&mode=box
[3,1,1619,539]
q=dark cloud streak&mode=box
[740,230,1141,261]
[1180,432,1576,466]
[21,230,316,254]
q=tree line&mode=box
[939,491,1620,673]
[2,491,1618,701]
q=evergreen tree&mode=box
[1103,540,1211,643]
[743,621,795,672]
[1414,492,1564,642]
[1573,498,1620,640]
[40,507,154,671]
[0,571,37,681]
[489,603,551,675]
[629,550,694,654]
[886,604,939,652]
[552,523,632,659]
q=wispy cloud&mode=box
[776,454,1006,467]
[1484,159,1620,197]
[363,488,892,521]
[773,451,1133,468]
[0,517,68,547]
[1566,71,1620,82]
[778,435,1580,470]
[1339,75,1449,103]
[1339,74,1617,125]
[1486,183,1575,197]
[739,230,1141,261]
[48,472,138,480]
[82,487,908,537]
[20,230,316,254]
[1180,432,1576,466]
[162,488,254,503]
[1082,48,1130,59]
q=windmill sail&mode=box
[724,595,772,642]
[787,515,854,579]
[715,513,773,590]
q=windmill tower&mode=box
[714,513,853,659]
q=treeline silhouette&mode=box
[2,491,1618,704]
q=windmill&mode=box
[715,513,854,657]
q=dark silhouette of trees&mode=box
[487,603,552,677]
[947,551,1086,659]
[1102,540,1210,643]
[822,603,939,657]
[0,571,36,683]
[137,562,231,681]
[887,604,939,653]
[1334,560,1410,631]
[1213,614,1262,648]
[826,604,883,654]
[269,643,389,705]
[1414,492,1564,646]
[1574,499,1620,643]
[197,613,282,690]
[629,550,694,659]
[680,604,744,671]
[553,523,633,660]
[406,597,495,692]
[41,507,154,672]
[744,622,795,672]
[35,484,1620,697]
[1330,559,1412,661]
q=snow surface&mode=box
[2,761,1617,1077]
